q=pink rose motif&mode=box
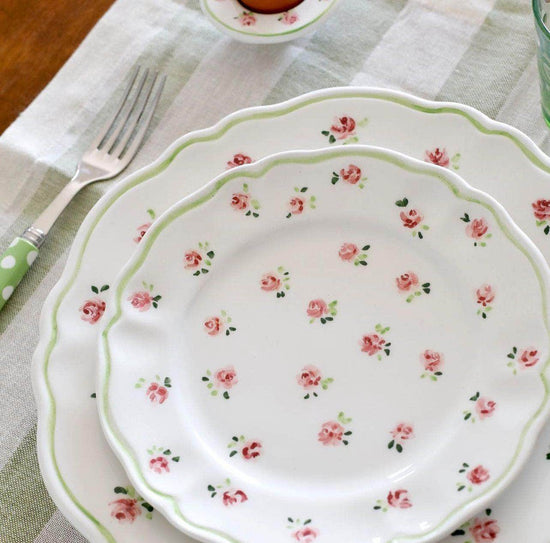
[330,116,356,140]
[387,489,412,509]
[260,273,281,292]
[396,272,419,292]
[204,316,223,336]
[339,242,359,261]
[466,218,489,239]
[340,164,362,184]
[222,489,248,506]
[400,209,423,229]
[79,297,106,324]
[289,196,305,215]
[475,397,496,419]
[391,423,414,442]
[109,498,141,524]
[146,382,169,404]
[241,440,262,460]
[467,465,490,485]
[293,526,320,542]
[532,199,550,221]
[307,299,328,319]
[184,250,202,269]
[518,348,539,368]
[281,11,299,24]
[227,153,253,169]
[360,333,386,356]
[214,366,238,389]
[470,518,500,543]
[318,421,344,446]
[231,193,250,211]
[133,222,151,243]
[425,147,450,167]
[421,350,443,372]
[476,284,495,307]
[239,12,256,26]
[128,291,152,312]
[149,456,170,474]
[297,365,322,389]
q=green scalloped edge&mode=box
[35,87,550,543]
[200,0,340,39]
[100,147,550,543]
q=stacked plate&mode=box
[33,88,550,543]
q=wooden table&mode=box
[0,0,116,135]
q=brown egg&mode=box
[237,0,305,14]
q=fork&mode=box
[0,66,166,311]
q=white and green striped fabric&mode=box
[0,0,547,541]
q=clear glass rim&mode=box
[533,0,550,40]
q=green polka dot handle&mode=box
[0,237,39,310]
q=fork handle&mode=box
[0,236,39,311]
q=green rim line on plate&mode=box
[37,88,550,542]
[100,147,550,543]
[201,0,340,38]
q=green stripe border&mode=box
[100,147,550,543]
[34,87,550,542]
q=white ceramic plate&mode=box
[199,0,341,44]
[32,87,550,543]
[98,146,550,543]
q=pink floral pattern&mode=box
[278,11,299,24]
[420,349,444,381]
[461,214,492,246]
[424,147,461,170]
[507,346,540,374]
[451,509,499,541]
[227,153,253,169]
[286,186,317,218]
[147,446,180,473]
[203,310,237,337]
[184,242,215,276]
[227,435,262,460]
[127,282,161,311]
[202,366,238,399]
[457,463,490,491]
[135,376,172,404]
[388,423,414,453]
[339,242,370,266]
[532,199,550,235]
[234,12,256,26]
[231,183,261,218]
[287,518,319,542]
[463,392,496,423]
[331,164,366,188]
[318,412,352,446]
[307,298,338,324]
[133,209,156,243]
[321,115,364,144]
[208,479,248,506]
[261,266,291,298]
[476,284,495,319]
[396,271,431,302]
[110,485,154,522]
[79,284,109,324]
[360,324,391,360]
[374,489,412,511]
[395,197,430,239]
[297,365,334,399]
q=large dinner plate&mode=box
[33,87,550,543]
[98,146,550,543]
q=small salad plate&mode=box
[199,0,342,44]
[98,146,550,543]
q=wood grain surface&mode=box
[0,0,116,135]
